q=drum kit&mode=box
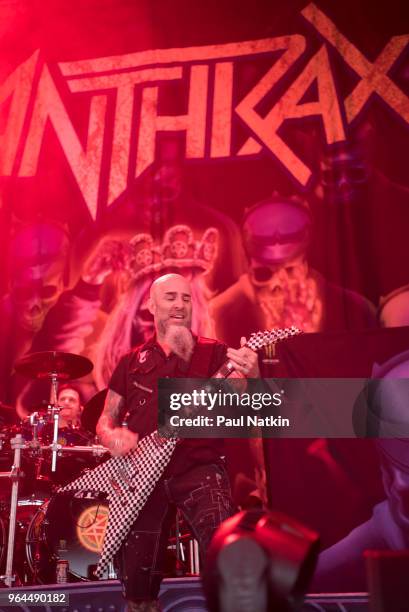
[0,351,111,587]
[0,351,200,588]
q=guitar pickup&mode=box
[109,478,130,506]
[109,478,125,496]
[117,467,135,488]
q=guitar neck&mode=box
[212,326,301,379]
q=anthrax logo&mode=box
[1,3,408,219]
[76,504,109,553]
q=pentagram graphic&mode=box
[76,505,109,553]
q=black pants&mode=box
[114,462,234,602]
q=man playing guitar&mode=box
[96,273,259,612]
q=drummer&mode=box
[40,383,94,446]
[15,383,92,445]
[16,383,83,427]
[57,384,83,429]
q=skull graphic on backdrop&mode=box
[242,197,321,333]
[8,223,70,333]
[0,222,70,403]
[319,143,370,207]
[210,194,377,350]
[16,224,220,412]
[0,222,70,387]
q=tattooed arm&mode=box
[96,389,138,457]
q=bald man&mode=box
[97,273,258,612]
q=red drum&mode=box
[34,426,95,488]
[0,426,40,498]
[0,424,97,497]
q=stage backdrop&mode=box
[1,0,409,547]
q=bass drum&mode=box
[26,491,113,583]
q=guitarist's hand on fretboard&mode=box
[226,336,260,377]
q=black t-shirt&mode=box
[108,335,227,476]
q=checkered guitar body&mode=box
[61,433,177,577]
[61,326,300,577]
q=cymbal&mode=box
[14,351,93,381]
[81,388,107,435]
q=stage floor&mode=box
[0,577,369,611]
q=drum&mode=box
[39,425,92,447]
[26,491,112,583]
[0,425,41,499]
[0,495,48,584]
[0,424,95,495]
[34,424,92,487]
[41,426,97,488]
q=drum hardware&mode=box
[24,505,50,584]
[167,511,200,577]
[0,439,110,586]
[174,510,185,576]
[26,413,46,484]
[25,411,54,486]
[189,539,200,575]
[50,403,62,473]
[33,456,52,485]
[14,350,94,473]
[35,443,108,458]
[1,350,106,587]
[28,411,48,448]
[0,445,199,586]
[2,350,96,586]
[0,434,25,587]
[0,470,16,480]
[0,495,47,586]
[25,491,112,583]
[166,533,200,577]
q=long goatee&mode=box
[165,325,194,362]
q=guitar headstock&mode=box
[247,326,302,351]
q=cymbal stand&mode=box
[0,433,25,587]
[29,412,49,483]
[29,411,41,447]
[175,510,185,576]
[49,406,61,473]
[48,371,61,473]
